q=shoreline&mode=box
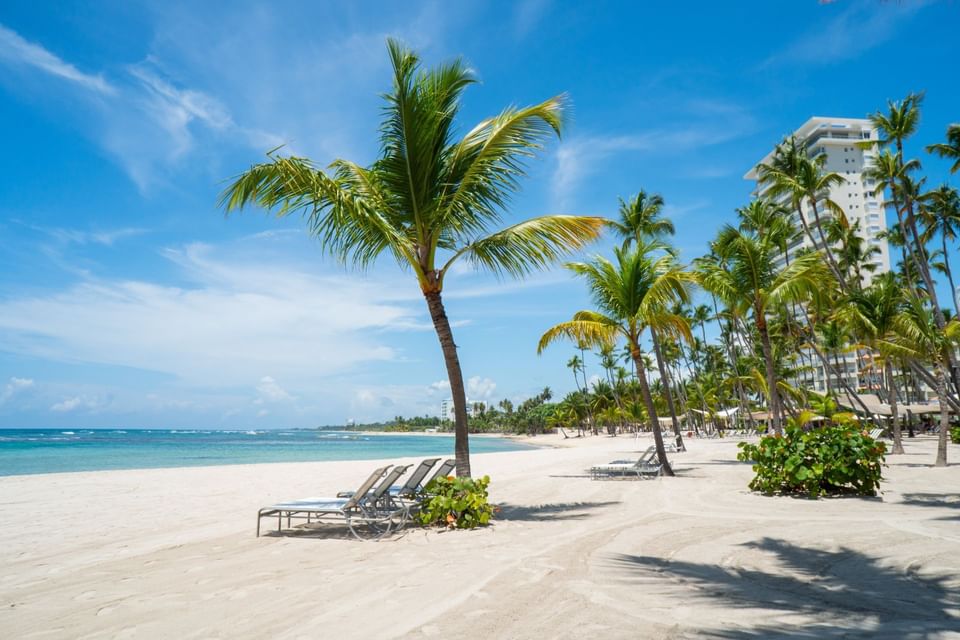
[2,435,957,638]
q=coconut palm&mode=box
[699,222,827,434]
[758,140,847,285]
[926,123,960,174]
[921,185,960,313]
[894,298,960,466]
[835,274,909,454]
[220,40,604,477]
[538,242,693,475]
[613,190,674,247]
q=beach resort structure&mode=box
[745,117,892,394]
[440,398,486,422]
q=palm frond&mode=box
[537,317,620,354]
[449,215,605,278]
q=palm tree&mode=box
[835,274,909,454]
[220,40,604,477]
[926,123,960,174]
[758,140,848,286]
[894,298,960,466]
[538,242,693,475]
[921,185,960,313]
[699,222,827,434]
[613,190,674,247]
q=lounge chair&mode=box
[868,427,884,440]
[256,464,411,540]
[337,458,441,500]
[590,447,661,480]
[422,458,456,488]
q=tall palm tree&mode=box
[921,185,960,313]
[758,140,848,286]
[894,298,960,466]
[835,274,909,454]
[926,123,960,174]
[613,190,674,247]
[699,223,827,434]
[538,242,693,475]
[220,40,604,477]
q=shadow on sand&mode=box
[497,500,620,522]
[606,537,959,638]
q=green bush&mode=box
[419,475,494,529]
[737,426,885,497]
[950,426,960,445]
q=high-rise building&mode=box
[440,398,485,422]
[744,116,892,394]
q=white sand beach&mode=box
[1,436,958,639]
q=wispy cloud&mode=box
[762,0,929,68]
[0,23,114,94]
[0,241,423,389]
[41,226,149,247]
[551,99,754,210]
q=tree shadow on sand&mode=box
[899,493,960,522]
[496,501,620,522]
[607,537,959,638]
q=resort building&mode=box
[745,117,892,394]
[440,398,486,422]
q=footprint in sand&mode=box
[74,591,97,602]
[96,606,113,616]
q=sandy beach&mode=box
[1,435,958,639]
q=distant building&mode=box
[440,398,486,422]
[745,116,892,394]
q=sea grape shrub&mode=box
[737,426,885,497]
[951,426,960,445]
[419,475,494,529]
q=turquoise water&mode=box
[0,429,534,477]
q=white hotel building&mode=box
[440,398,485,422]
[745,117,892,393]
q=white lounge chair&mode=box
[257,464,411,540]
[590,447,661,480]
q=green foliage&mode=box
[419,475,494,529]
[950,426,960,445]
[737,426,885,497]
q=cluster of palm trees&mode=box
[542,93,960,470]
[220,39,958,475]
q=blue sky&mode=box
[0,0,957,428]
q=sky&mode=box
[0,0,958,428]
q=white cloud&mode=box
[0,241,423,389]
[0,377,34,405]
[50,395,104,413]
[466,376,497,400]
[0,23,114,94]
[428,380,451,394]
[254,376,296,404]
[762,1,929,68]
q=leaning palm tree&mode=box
[835,274,909,454]
[758,140,848,286]
[894,298,960,466]
[699,222,827,434]
[538,242,693,475]
[220,40,605,477]
[926,123,960,174]
[920,185,960,313]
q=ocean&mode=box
[0,429,535,477]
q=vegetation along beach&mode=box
[1,2,959,638]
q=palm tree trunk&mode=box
[935,362,949,467]
[808,198,846,287]
[943,235,960,314]
[756,310,782,435]
[424,290,471,477]
[650,327,686,451]
[885,361,904,454]
[629,342,673,476]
